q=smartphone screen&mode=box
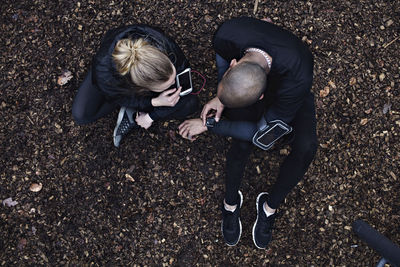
[176,68,193,96]
[178,71,192,91]
[257,124,287,145]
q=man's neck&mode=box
[242,50,272,73]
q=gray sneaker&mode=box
[113,107,137,147]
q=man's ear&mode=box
[259,94,264,100]
[230,59,238,67]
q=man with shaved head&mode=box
[218,61,267,108]
[179,17,317,249]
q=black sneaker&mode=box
[113,107,137,147]
[252,192,277,249]
[221,191,243,246]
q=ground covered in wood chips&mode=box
[1,0,400,266]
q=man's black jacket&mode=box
[213,17,314,124]
[92,25,189,112]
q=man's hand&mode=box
[151,87,181,107]
[200,97,224,125]
[135,112,153,129]
[178,118,207,140]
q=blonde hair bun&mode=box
[112,37,173,93]
[113,38,148,76]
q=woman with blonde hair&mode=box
[72,25,199,147]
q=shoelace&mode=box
[259,213,276,234]
[223,208,239,231]
[117,114,135,135]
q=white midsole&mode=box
[252,192,268,249]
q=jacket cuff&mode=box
[142,96,154,112]
[148,111,160,121]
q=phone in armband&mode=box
[252,119,292,150]
[176,68,193,96]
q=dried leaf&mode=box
[280,148,289,155]
[360,118,368,125]
[319,86,330,97]
[125,173,135,182]
[364,108,372,114]
[320,143,329,148]
[168,130,176,141]
[328,80,336,89]
[17,238,27,250]
[57,71,73,86]
[383,103,391,114]
[146,213,154,224]
[256,165,261,174]
[29,183,43,192]
[197,197,206,205]
[379,73,385,82]
[349,77,357,86]
[3,197,18,207]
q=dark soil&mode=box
[1,0,400,266]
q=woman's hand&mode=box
[135,112,153,129]
[151,87,181,107]
[178,118,207,140]
[200,97,224,125]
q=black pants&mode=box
[216,54,318,209]
[72,69,199,125]
[224,94,317,209]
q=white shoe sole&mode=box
[252,192,268,249]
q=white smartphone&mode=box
[176,68,193,96]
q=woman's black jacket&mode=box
[91,25,189,112]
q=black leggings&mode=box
[72,69,199,125]
[222,95,318,209]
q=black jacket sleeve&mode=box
[208,119,258,141]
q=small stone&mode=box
[29,183,43,192]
